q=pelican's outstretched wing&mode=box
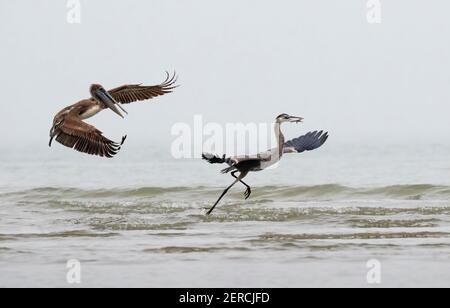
[107,72,178,105]
[51,113,126,158]
[284,131,329,154]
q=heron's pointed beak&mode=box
[289,116,304,123]
[96,88,126,118]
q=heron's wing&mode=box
[284,131,329,154]
[107,72,178,105]
[55,114,126,158]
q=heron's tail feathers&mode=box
[203,153,237,174]
[202,153,228,164]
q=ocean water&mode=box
[0,143,449,288]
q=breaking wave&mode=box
[2,184,450,201]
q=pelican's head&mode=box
[276,113,304,124]
[90,84,126,118]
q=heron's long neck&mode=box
[274,122,285,157]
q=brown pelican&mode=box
[202,114,329,215]
[49,73,177,157]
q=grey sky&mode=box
[0,0,449,150]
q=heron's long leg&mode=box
[207,179,239,215]
[231,171,252,200]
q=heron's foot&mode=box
[244,187,252,200]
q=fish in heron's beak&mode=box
[289,116,304,123]
[96,88,127,118]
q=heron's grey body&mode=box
[222,122,287,173]
[203,114,329,215]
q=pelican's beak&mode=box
[96,88,126,118]
[289,116,304,123]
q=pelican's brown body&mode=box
[53,99,103,123]
[49,73,177,157]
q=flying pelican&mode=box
[49,73,178,157]
[202,114,329,215]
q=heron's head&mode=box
[276,114,304,124]
[90,84,125,118]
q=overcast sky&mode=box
[0,0,449,151]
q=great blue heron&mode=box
[202,114,329,215]
[49,72,178,157]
